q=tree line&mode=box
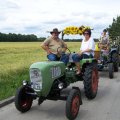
[108,16,120,39]
[0,32,46,42]
[0,32,99,42]
[0,32,83,42]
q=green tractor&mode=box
[15,31,99,120]
[96,36,119,79]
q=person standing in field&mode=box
[72,29,95,75]
[99,29,109,50]
[41,28,69,64]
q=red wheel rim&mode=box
[71,96,80,117]
[20,89,32,109]
[20,97,31,108]
[92,69,98,93]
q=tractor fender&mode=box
[109,48,118,60]
[110,48,118,54]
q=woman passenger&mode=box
[72,29,95,75]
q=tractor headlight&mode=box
[58,83,64,89]
[30,68,42,91]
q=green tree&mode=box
[0,32,39,42]
[108,16,120,39]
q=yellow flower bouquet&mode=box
[63,25,91,35]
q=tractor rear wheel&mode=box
[83,64,99,99]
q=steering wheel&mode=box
[57,46,71,56]
[56,46,71,62]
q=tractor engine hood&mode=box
[30,61,65,71]
[29,61,66,97]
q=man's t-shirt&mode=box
[80,37,95,56]
[42,37,66,54]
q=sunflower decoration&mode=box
[63,25,92,35]
[63,26,79,35]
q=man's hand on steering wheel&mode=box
[57,46,71,56]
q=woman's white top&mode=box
[80,37,95,56]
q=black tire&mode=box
[83,64,99,99]
[108,63,114,79]
[66,89,81,120]
[119,55,120,67]
[15,86,33,113]
[112,52,119,72]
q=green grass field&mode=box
[0,42,81,100]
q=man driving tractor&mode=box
[41,28,69,64]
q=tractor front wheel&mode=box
[15,86,33,113]
[108,63,114,79]
[66,89,82,120]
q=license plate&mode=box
[33,84,41,91]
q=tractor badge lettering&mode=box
[51,67,61,78]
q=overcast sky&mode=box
[0,0,120,38]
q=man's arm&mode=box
[41,39,51,54]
